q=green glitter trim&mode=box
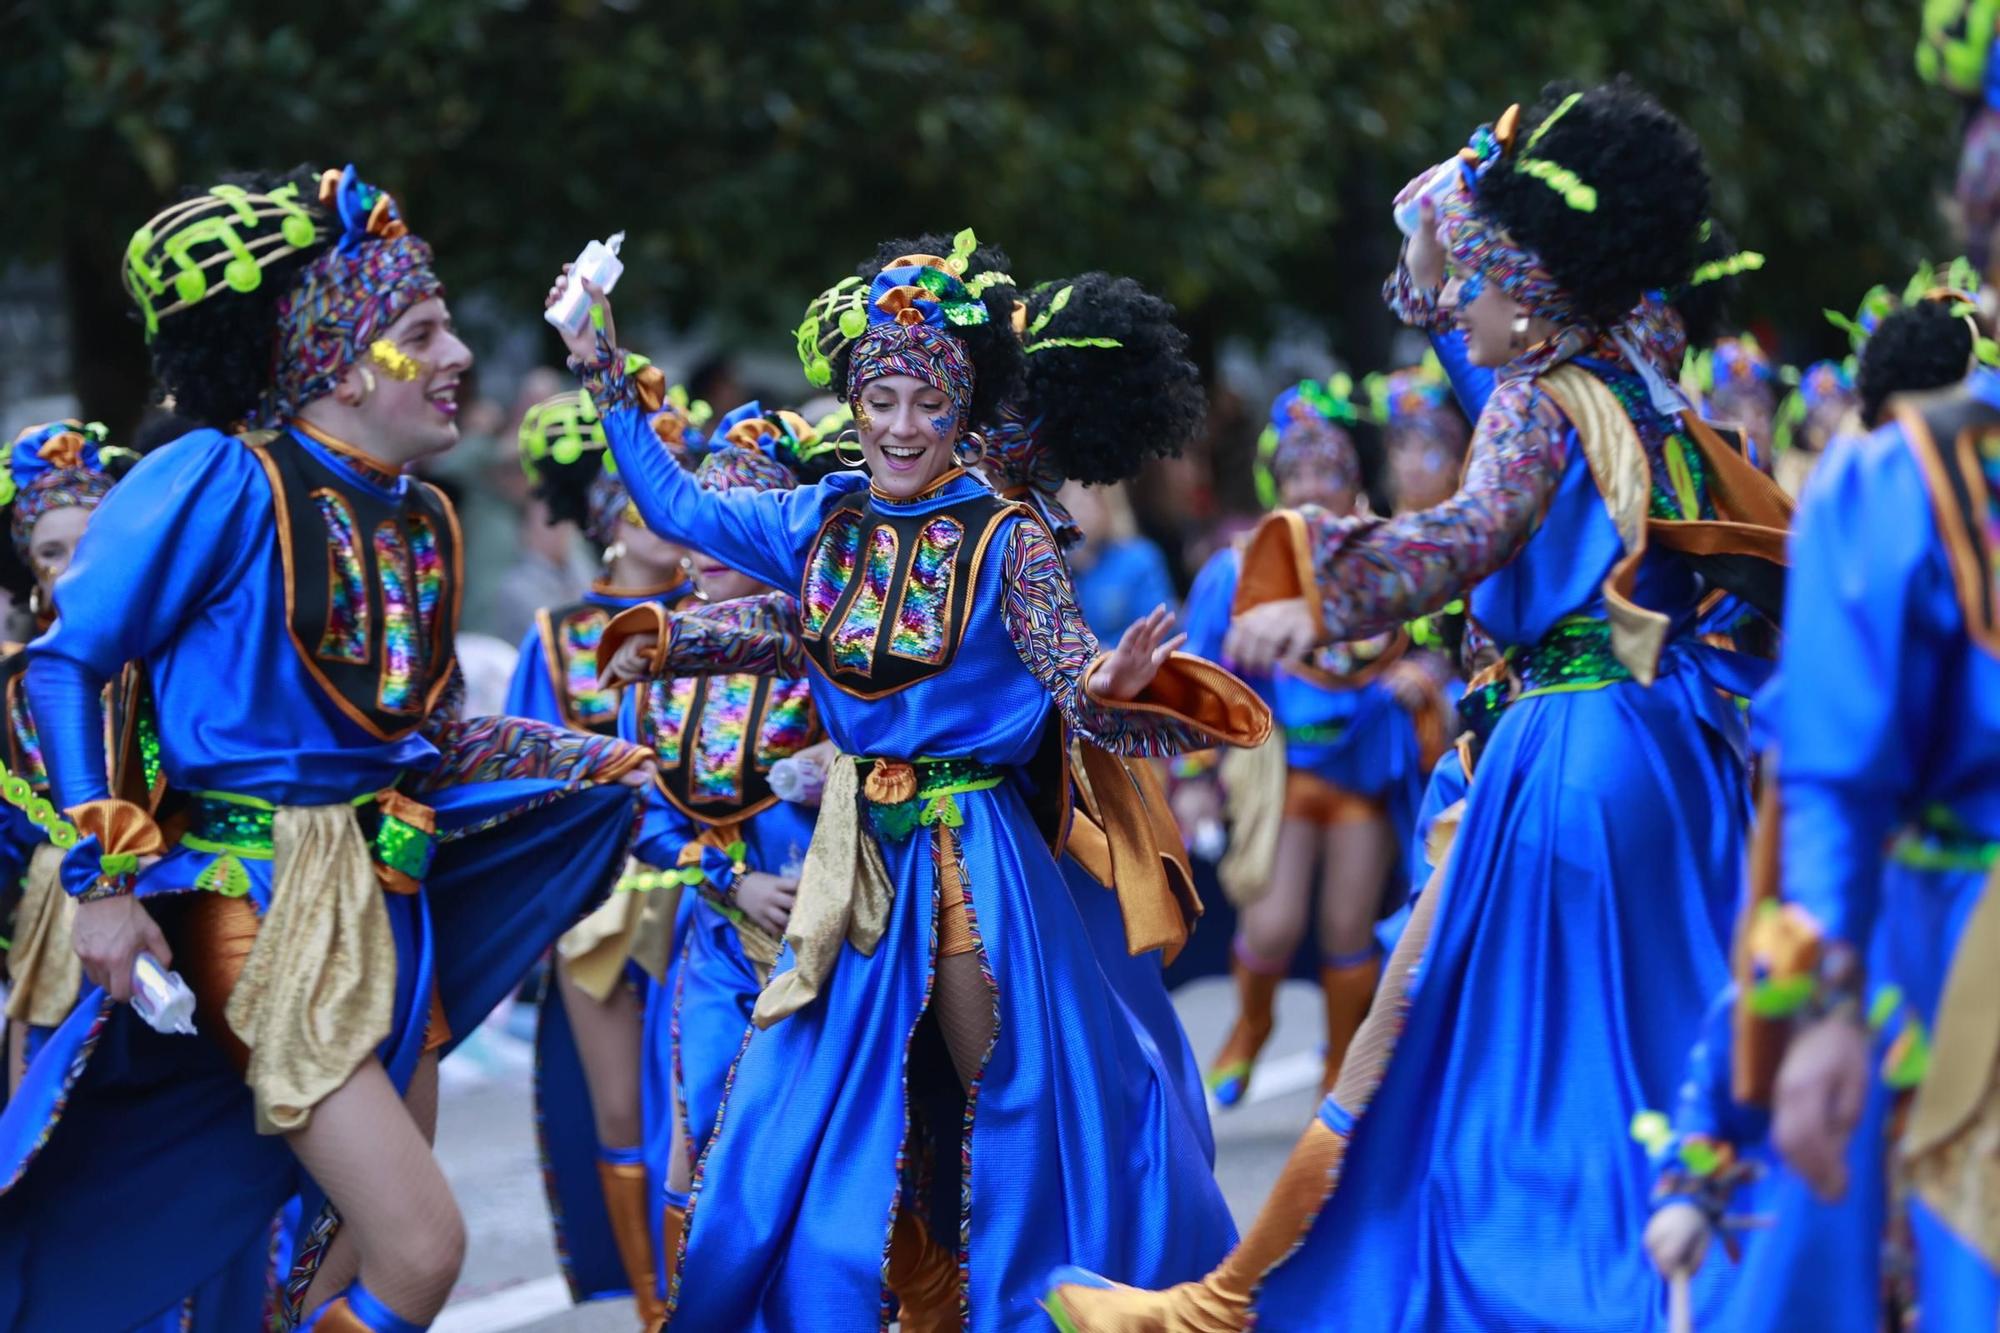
[1512,616,1632,699]
[858,758,1004,843]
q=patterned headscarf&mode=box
[266,165,444,422]
[4,421,132,558]
[1775,359,1859,454]
[846,258,986,433]
[695,401,828,495]
[1257,380,1361,508]
[1696,334,1780,426]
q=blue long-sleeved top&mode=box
[1777,371,2000,950]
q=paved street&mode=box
[432,977,1328,1332]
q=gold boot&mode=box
[886,1208,962,1333]
[1318,954,1381,1099]
[1203,950,1283,1107]
[596,1156,666,1329]
[1044,882,1442,1332]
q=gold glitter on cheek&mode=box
[367,338,424,382]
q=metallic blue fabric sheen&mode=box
[1253,414,1750,1329]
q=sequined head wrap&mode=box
[1371,364,1469,466]
[695,401,832,495]
[845,256,986,435]
[4,421,133,558]
[1256,380,1361,508]
[266,165,444,422]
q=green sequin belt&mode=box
[181,788,438,896]
[855,757,1004,843]
[1285,721,1350,746]
[1889,805,2000,872]
[1512,615,1633,699]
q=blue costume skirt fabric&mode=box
[1254,665,1748,1331]
[673,898,763,1170]
[0,777,636,1332]
[670,780,1235,1332]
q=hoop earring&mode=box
[834,429,866,468]
[1509,312,1531,352]
[957,431,989,467]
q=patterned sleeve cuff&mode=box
[1081,651,1274,754]
[570,328,669,417]
[63,798,164,900]
[1383,261,1449,333]
[597,603,670,684]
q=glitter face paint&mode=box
[367,337,424,382]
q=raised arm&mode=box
[598,592,809,685]
[1000,517,1270,757]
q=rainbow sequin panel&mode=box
[803,509,865,638]
[888,515,963,664]
[312,489,370,664]
[691,674,757,804]
[1979,433,2000,592]
[373,520,419,713]
[645,676,698,768]
[559,609,617,729]
[830,524,898,675]
[8,681,45,790]
[757,677,816,765]
[408,514,445,649]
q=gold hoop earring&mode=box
[834,429,866,468]
[957,431,990,466]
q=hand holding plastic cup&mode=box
[546,231,627,336]
[131,951,197,1036]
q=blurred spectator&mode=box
[455,633,521,717]
[688,353,746,418]
[488,495,597,647]
[1060,480,1178,643]
[452,367,567,639]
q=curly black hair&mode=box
[1673,218,1744,350]
[1014,272,1204,486]
[143,166,331,430]
[1857,301,1977,427]
[1476,79,1710,328]
[529,446,604,534]
[824,233,1026,433]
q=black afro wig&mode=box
[823,232,1026,434]
[1476,79,1710,328]
[1858,301,1977,428]
[143,166,333,431]
[1016,272,1205,486]
[528,444,605,534]
[1674,218,1746,350]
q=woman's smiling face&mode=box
[855,373,959,498]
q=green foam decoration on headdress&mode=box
[123,180,328,341]
[517,390,608,482]
[1688,250,1766,290]
[945,228,979,276]
[796,276,869,389]
[1514,92,1597,212]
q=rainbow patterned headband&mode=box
[4,420,135,556]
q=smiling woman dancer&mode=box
[549,235,1267,1331]
[1046,79,1794,1333]
[0,165,652,1333]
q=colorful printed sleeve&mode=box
[1779,425,1951,954]
[1001,518,1270,756]
[662,593,809,678]
[1235,376,1568,641]
[1383,257,1451,334]
[416,710,647,794]
[574,336,842,592]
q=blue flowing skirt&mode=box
[671,779,1234,1332]
[1256,665,1748,1331]
[0,777,637,1332]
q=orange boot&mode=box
[1318,951,1381,1099]
[596,1152,666,1329]
[1044,885,1440,1333]
[1203,945,1284,1107]
[886,1208,963,1333]
[654,1192,687,1331]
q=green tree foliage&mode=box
[0,0,1959,436]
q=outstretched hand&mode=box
[544,265,617,365]
[602,637,655,689]
[1224,598,1321,673]
[1090,604,1187,701]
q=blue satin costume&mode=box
[1245,333,1762,1330]
[0,426,642,1331]
[590,378,1239,1332]
[1774,376,2000,1325]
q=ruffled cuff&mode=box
[1232,509,1331,638]
[61,798,164,901]
[597,602,670,684]
[570,328,669,418]
[1082,652,1274,753]
[1383,260,1450,334]
[1745,900,1864,1025]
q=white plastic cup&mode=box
[1392,160,1461,238]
